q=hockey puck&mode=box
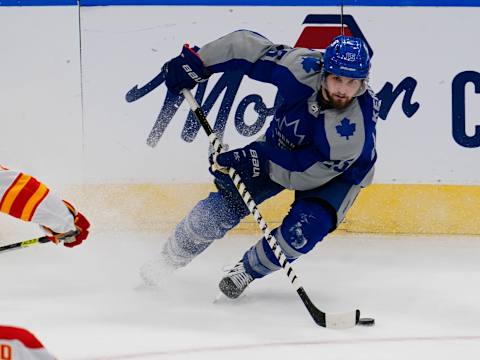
[358,317,375,326]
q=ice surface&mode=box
[1,231,480,359]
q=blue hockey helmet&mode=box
[323,35,370,79]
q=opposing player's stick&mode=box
[0,230,78,254]
[181,89,367,329]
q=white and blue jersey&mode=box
[198,30,378,191]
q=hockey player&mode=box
[0,165,89,247]
[141,31,378,299]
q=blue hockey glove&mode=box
[164,44,211,94]
[210,142,284,204]
[211,142,270,186]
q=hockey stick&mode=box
[182,89,364,329]
[0,230,78,254]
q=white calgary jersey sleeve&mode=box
[0,166,75,233]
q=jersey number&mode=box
[0,345,12,360]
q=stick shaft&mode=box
[182,89,301,286]
[0,236,50,253]
[0,230,78,254]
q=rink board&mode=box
[0,2,479,237]
[59,183,480,235]
[1,182,478,239]
[78,6,480,186]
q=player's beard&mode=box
[322,87,354,110]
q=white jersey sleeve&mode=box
[0,166,75,233]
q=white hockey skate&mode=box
[218,260,254,299]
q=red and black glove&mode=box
[45,200,90,248]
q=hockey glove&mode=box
[164,44,211,95]
[43,200,90,248]
[211,142,270,189]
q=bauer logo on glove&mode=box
[164,44,211,94]
[181,64,208,84]
[215,144,267,179]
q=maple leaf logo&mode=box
[301,57,320,73]
[336,118,356,140]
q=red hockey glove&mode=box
[44,200,90,248]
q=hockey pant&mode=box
[243,177,362,278]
